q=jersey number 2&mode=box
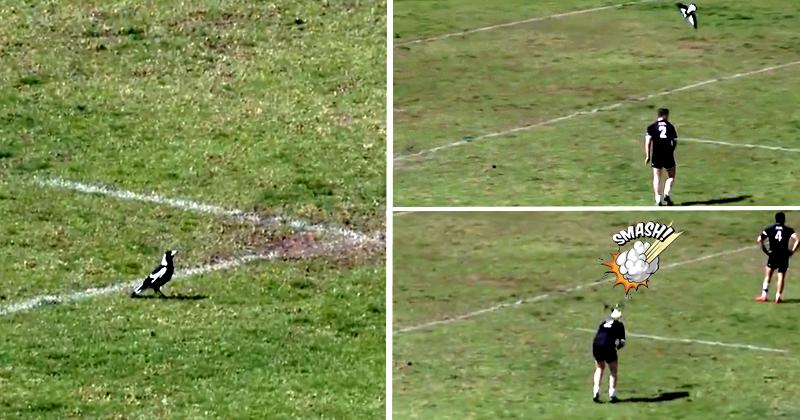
[658,125,668,139]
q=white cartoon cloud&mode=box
[616,240,659,282]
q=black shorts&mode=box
[593,344,618,363]
[651,153,676,169]
[767,255,790,273]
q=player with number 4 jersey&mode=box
[756,212,799,303]
[644,108,678,206]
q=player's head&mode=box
[657,108,670,120]
[776,212,786,225]
[610,308,622,320]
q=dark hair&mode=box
[657,108,670,118]
[776,212,786,224]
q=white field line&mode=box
[0,252,280,317]
[397,0,657,47]
[571,328,789,353]
[395,60,800,162]
[33,176,382,246]
[682,137,800,153]
[394,246,755,334]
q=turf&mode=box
[394,211,800,419]
[0,1,385,418]
[0,0,386,229]
[393,0,800,206]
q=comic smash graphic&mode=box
[603,222,683,294]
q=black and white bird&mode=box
[677,3,698,29]
[131,250,178,298]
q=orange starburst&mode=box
[602,252,649,294]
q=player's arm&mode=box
[757,231,770,254]
[791,233,799,255]
[615,322,626,349]
[672,125,679,149]
[644,134,652,164]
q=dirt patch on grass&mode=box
[204,219,384,271]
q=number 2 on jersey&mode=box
[658,124,668,139]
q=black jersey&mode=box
[760,224,796,256]
[646,118,678,156]
[593,319,626,348]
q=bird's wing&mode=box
[689,13,697,29]
[676,3,688,16]
[149,266,167,280]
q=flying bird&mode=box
[677,3,698,29]
[131,250,178,298]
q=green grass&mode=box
[394,212,800,419]
[0,0,386,229]
[0,1,385,418]
[394,0,800,206]
[1,261,385,419]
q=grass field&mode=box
[393,0,800,206]
[394,211,800,419]
[0,1,385,418]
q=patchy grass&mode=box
[394,0,800,205]
[394,211,800,419]
[0,0,385,417]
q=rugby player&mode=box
[644,108,678,206]
[592,308,626,403]
[756,212,798,303]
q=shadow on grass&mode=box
[619,391,690,403]
[680,195,751,206]
[777,298,800,304]
[131,294,207,301]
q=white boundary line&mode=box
[682,137,800,153]
[0,252,279,317]
[8,176,384,317]
[33,176,381,245]
[394,246,755,334]
[394,60,800,162]
[397,0,656,47]
[571,328,789,353]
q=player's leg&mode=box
[756,266,775,301]
[652,168,664,205]
[608,359,619,402]
[775,265,788,303]
[663,166,676,205]
[593,360,605,402]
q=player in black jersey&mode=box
[592,308,626,403]
[644,108,679,206]
[755,213,799,303]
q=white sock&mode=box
[593,367,602,396]
[762,280,769,297]
[664,178,674,197]
[776,292,781,300]
[655,194,662,205]
[609,373,617,397]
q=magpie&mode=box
[131,250,178,298]
[677,3,698,29]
